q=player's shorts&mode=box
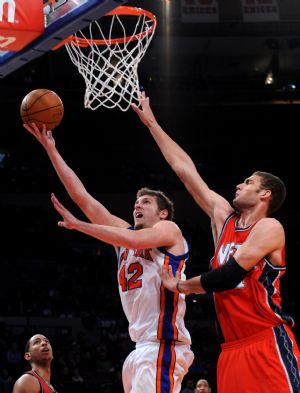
[122,340,194,393]
[217,324,300,393]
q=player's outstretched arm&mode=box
[162,218,284,295]
[162,265,204,295]
[132,93,232,224]
[24,123,128,228]
[52,193,181,249]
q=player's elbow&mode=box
[172,162,191,182]
[74,191,90,209]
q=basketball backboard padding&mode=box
[0,0,128,78]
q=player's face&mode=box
[195,379,211,393]
[233,174,266,211]
[25,334,53,364]
[133,195,165,229]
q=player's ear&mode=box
[159,209,168,220]
[260,189,271,201]
[24,352,31,361]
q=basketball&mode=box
[20,89,64,131]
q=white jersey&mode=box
[117,235,191,344]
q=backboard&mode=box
[0,0,128,78]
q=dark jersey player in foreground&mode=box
[133,92,300,393]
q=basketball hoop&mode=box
[62,6,157,112]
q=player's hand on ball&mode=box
[23,122,56,150]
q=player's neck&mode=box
[238,208,267,228]
[32,366,51,383]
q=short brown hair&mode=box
[136,187,175,221]
[253,171,286,215]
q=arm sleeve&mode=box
[200,256,248,294]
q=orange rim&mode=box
[52,6,156,50]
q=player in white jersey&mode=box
[23,122,193,393]
[51,189,194,393]
[118,229,193,393]
[118,242,191,344]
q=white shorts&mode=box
[122,341,194,393]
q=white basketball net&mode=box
[65,8,156,111]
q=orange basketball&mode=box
[20,89,64,131]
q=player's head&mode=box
[233,171,286,215]
[195,379,211,393]
[24,334,53,366]
[134,187,175,229]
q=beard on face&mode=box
[233,191,260,211]
[232,198,240,210]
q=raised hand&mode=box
[51,193,78,230]
[131,91,156,127]
[23,122,56,150]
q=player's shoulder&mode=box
[155,219,180,228]
[255,217,284,233]
[13,373,41,393]
[153,220,183,243]
[157,219,182,233]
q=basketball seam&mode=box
[23,104,63,116]
[25,117,62,125]
[25,91,57,111]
